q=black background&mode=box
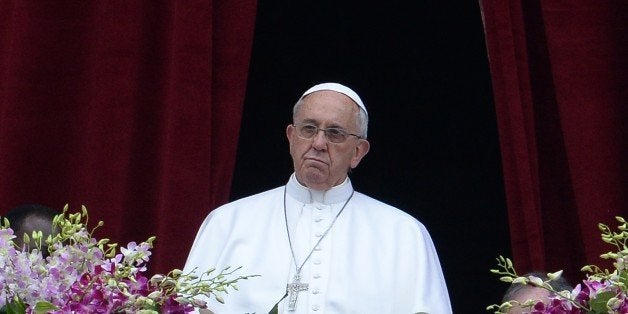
[232,2,512,312]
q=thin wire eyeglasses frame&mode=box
[292,123,363,143]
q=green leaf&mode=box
[620,271,628,287]
[33,301,58,314]
[269,291,287,314]
[589,291,616,313]
[5,300,26,314]
[268,302,279,314]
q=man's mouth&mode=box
[304,157,328,165]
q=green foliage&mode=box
[2,298,26,314]
[489,216,628,313]
[0,204,257,313]
[589,291,616,313]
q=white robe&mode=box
[184,174,452,314]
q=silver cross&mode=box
[286,273,309,311]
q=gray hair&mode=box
[502,271,573,303]
[292,97,369,139]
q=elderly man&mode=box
[5,204,58,258]
[502,271,573,314]
[184,83,452,313]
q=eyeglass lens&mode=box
[296,124,348,143]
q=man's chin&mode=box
[301,171,330,190]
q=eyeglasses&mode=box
[293,123,361,143]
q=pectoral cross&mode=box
[286,273,309,311]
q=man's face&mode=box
[286,90,370,191]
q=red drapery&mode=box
[0,1,257,274]
[480,0,627,282]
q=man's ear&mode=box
[286,124,294,140]
[350,139,370,169]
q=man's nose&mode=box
[311,130,328,149]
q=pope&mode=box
[184,82,452,313]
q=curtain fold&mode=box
[0,0,257,274]
[480,0,627,282]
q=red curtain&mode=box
[0,1,257,275]
[480,0,627,282]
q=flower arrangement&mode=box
[488,216,628,313]
[0,205,254,313]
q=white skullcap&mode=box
[300,82,367,116]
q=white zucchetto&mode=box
[300,82,368,115]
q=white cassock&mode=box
[184,174,452,314]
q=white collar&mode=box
[286,173,354,204]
